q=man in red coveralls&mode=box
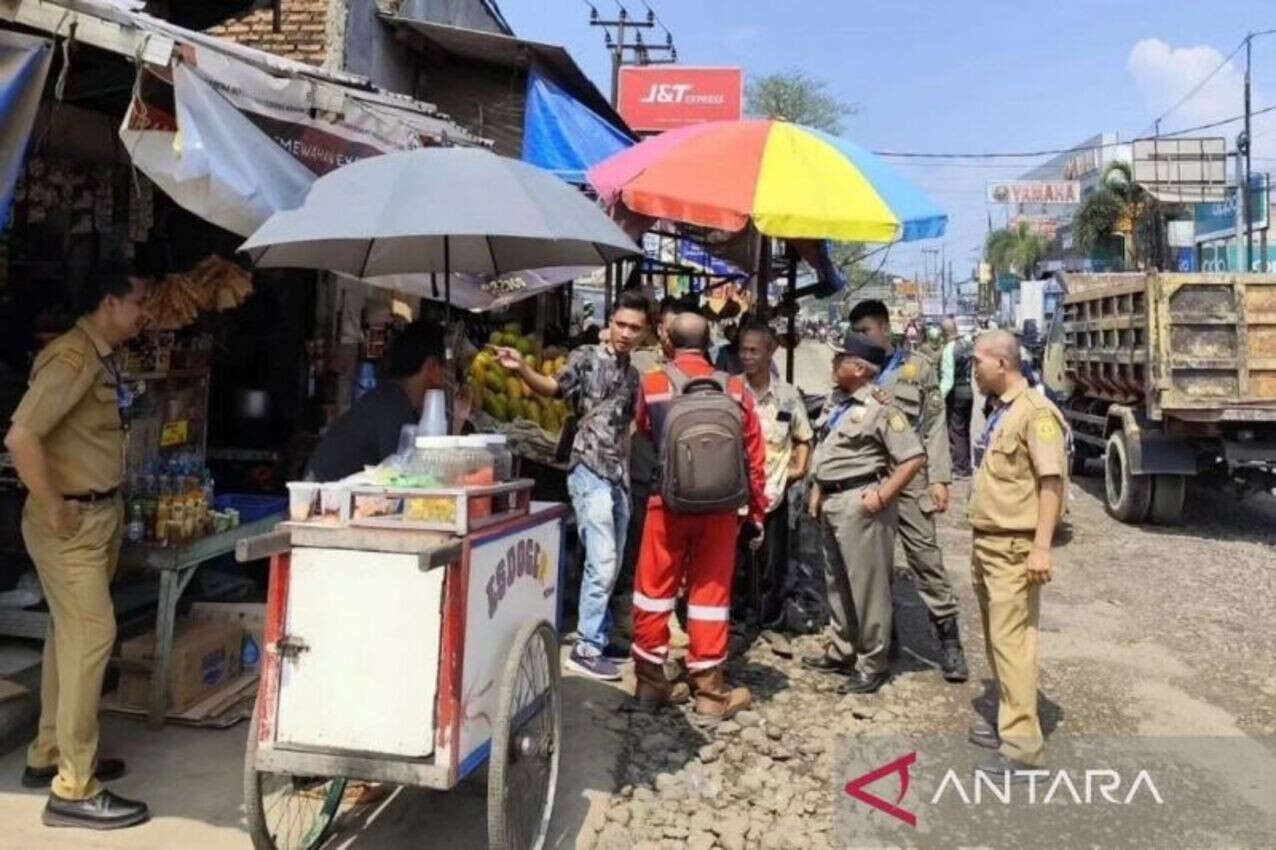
[629,312,768,718]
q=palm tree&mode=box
[984,221,1050,279]
[1072,161,1156,269]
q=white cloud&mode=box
[1127,37,1276,170]
[1128,38,1245,129]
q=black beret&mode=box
[833,331,887,368]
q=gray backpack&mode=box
[658,366,750,514]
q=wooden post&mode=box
[786,251,798,383]
[603,261,613,321]
[756,234,771,318]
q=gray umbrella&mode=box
[240,147,641,279]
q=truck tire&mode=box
[1104,431,1152,523]
[1148,474,1187,526]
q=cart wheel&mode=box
[487,620,561,850]
[244,698,350,850]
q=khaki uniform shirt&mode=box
[968,382,1068,533]
[746,376,814,514]
[876,348,953,484]
[812,383,925,483]
[11,318,124,494]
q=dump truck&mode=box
[1042,272,1276,526]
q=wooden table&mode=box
[117,513,285,727]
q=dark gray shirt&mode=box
[307,382,416,482]
[557,344,639,489]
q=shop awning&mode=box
[522,69,633,184]
[2,0,492,236]
[0,29,52,227]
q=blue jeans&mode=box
[568,464,630,656]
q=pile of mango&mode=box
[467,324,570,434]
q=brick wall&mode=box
[206,1,336,67]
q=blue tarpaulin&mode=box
[0,31,53,228]
[522,68,632,184]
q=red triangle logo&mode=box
[844,751,918,827]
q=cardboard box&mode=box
[190,602,265,672]
[116,618,243,712]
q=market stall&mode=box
[0,3,504,730]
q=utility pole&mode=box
[588,5,676,107]
[1236,145,1245,271]
[1154,118,1163,271]
[1245,33,1254,272]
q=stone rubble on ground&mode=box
[577,626,965,850]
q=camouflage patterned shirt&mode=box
[556,344,639,488]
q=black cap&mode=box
[833,331,887,368]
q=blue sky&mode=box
[499,0,1276,283]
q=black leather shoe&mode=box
[800,652,856,675]
[837,669,891,694]
[43,789,149,830]
[968,715,1000,749]
[973,751,1042,782]
[22,758,126,789]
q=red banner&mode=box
[617,66,743,132]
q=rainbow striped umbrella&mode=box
[588,119,946,244]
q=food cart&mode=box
[236,483,566,850]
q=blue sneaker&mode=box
[566,645,621,681]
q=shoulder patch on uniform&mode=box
[900,361,918,381]
[888,411,908,432]
[849,406,866,423]
[871,387,891,405]
[51,349,86,373]
[1033,413,1061,442]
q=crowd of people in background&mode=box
[495,291,1067,779]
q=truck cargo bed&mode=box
[1061,272,1276,422]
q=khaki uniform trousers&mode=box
[22,497,123,800]
[896,468,958,621]
[818,487,897,675]
[971,531,1044,765]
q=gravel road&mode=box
[573,339,1276,850]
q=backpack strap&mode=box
[664,364,691,396]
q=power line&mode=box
[873,104,1276,159]
[635,0,673,40]
[1135,37,1246,138]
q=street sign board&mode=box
[986,181,1081,205]
[1193,174,1268,243]
[617,66,743,132]
[996,273,1021,294]
[1132,136,1228,203]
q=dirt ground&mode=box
[1,340,1273,849]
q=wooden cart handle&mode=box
[236,529,292,562]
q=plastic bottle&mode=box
[126,500,145,544]
[354,361,377,402]
[142,475,157,542]
[155,475,172,541]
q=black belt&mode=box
[817,473,880,494]
[63,488,119,504]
